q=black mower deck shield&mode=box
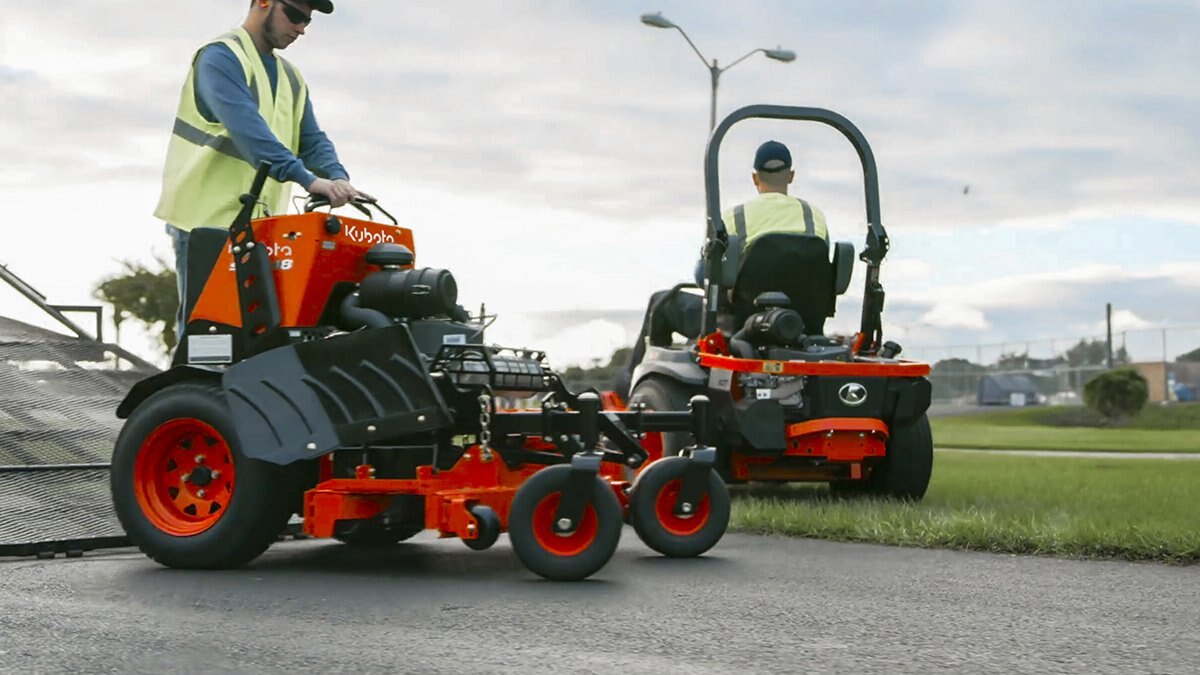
[223,323,453,465]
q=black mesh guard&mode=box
[222,323,453,465]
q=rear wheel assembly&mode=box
[507,465,622,581]
[111,382,294,569]
[862,414,934,500]
[629,456,730,558]
[628,377,696,459]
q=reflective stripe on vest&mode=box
[154,26,307,232]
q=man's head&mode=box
[751,140,795,194]
[245,0,333,52]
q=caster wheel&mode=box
[508,465,622,581]
[629,456,730,558]
[463,504,501,551]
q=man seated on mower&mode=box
[618,140,830,396]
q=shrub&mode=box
[1083,368,1149,423]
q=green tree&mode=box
[1065,339,1129,367]
[94,259,179,354]
[930,358,987,401]
[1083,368,1149,424]
[561,347,633,392]
[994,352,1028,371]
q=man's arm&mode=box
[298,97,349,182]
[195,44,318,188]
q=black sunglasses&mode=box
[276,0,313,26]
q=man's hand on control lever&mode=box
[308,177,361,208]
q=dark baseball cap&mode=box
[300,0,334,13]
[753,140,792,173]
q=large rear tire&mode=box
[628,377,697,458]
[111,382,295,569]
[862,414,934,501]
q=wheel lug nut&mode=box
[681,502,693,513]
[195,455,206,464]
[211,470,221,480]
[198,489,207,498]
[181,473,191,483]
[556,518,572,530]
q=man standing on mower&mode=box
[155,0,361,338]
[619,140,830,396]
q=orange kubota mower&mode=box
[628,105,934,498]
[111,164,730,581]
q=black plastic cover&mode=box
[735,399,787,453]
[223,324,452,465]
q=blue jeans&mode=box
[166,224,190,341]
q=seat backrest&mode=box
[730,233,834,335]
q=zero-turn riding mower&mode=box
[628,105,934,499]
[110,164,731,581]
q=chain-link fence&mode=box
[0,317,157,556]
[906,326,1200,406]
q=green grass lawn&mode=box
[730,451,1200,563]
[931,403,1200,452]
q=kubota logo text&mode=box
[343,224,395,245]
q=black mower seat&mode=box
[729,232,852,336]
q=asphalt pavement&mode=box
[2,532,1196,674]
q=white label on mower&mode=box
[442,334,467,345]
[756,388,772,400]
[188,335,233,364]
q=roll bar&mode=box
[700,105,890,352]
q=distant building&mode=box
[977,373,1039,406]
[1129,361,1200,403]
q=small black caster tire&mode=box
[463,504,502,551]
[629,456,730,558]
[508,465,623,581]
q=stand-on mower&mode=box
[629,105,934,498]
[111,164,730,581]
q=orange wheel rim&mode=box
[653,478,710,537]
[531,492,598,557]
[133,418,236,536]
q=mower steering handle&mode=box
[304,194,398,225]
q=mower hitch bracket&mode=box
[552,452,603,534]
[676,446,717,516]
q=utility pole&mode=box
[1105,303,1114,369]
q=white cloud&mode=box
[920,303,990,331]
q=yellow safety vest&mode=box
[721,192,829,250]
[154,26,308,232]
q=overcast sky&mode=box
[2,0,1198,366]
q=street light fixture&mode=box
[640,12,795,131]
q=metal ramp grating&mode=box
[0,321,158,556]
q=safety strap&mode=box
[798,198,816,236]
[279,58,303,107]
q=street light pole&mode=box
[641,12,795,132]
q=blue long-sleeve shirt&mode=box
[195,43,348,189]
